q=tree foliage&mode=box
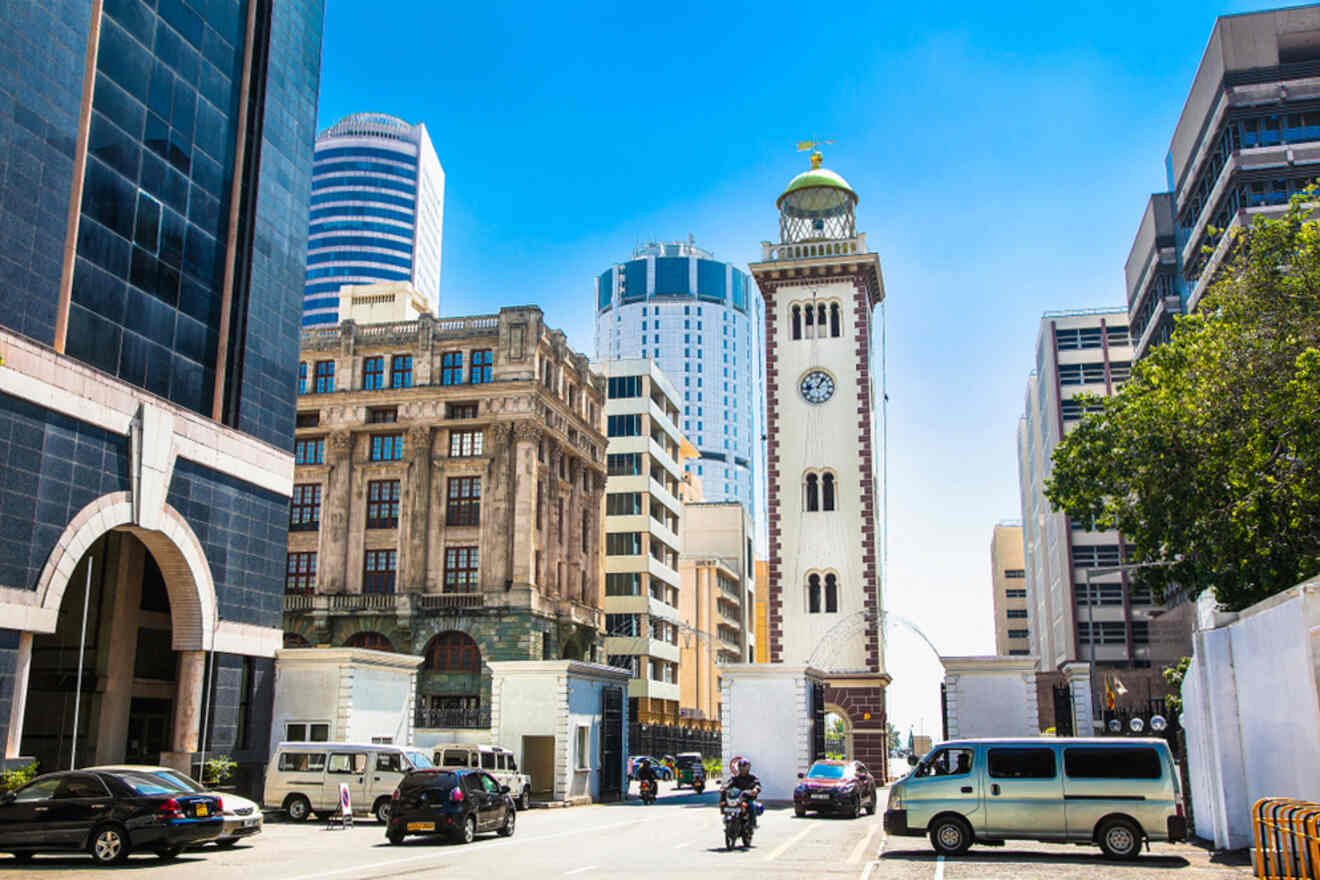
[1045,193,1320,610]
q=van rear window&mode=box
[441,749,471,767]
[279,752,327,772]
[1064,747,1162,779]
[481,753,496,769]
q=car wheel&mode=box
[866,792,877,816]
[498,809,516,838]
[90,824,132,865]
[285,794,312,822]
[848,794,861,818]
[373,797,391,824]
[794,804,806,817]
[456,815,476,845]
[1098,817,1142,860]
[156,845,183,860]
[929,815,972,856]
[519,787,531,811]
[216,838,240,849]
[387,828,405,846]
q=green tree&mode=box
[1045,193,1320,611]
[886,722,900,752]
[1162,657,1191,718]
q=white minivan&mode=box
[264,742,434,823]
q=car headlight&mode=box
[840,784,856,794]
[887,787,903,810]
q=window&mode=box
[328,752,368,775]
[988,748,1056,779]
[447,403,478,419]
[298,362,308,395]
[582,510,589,553]
[278,749,328,770]
[1008,628,1029,639]
[1075,581,1124,606]
[370,434,403,461]
[376,753,403,773]
[830,302,841,337]
[606,492,642,515]
[1072,545,1122,568]
[1006,588,1027,599]
[608,375,641,398]
[808,573,821,613]
[444,546,479,592]
[822,473,836,511]
[314,360,335,393]
[607,414,641,436]
[363,550,397,593]
[446,477,481,526]
[285,552,317,594]
[1004,569,1026,579]
[1132,621,1150,645]
[1106,326,1130,348]
[606,532,642,555]
[1109,360,1132,383]
[605,613,640,636]
[1058,362,1106,385]
[557,498,564,542]
[362,356,385,390]
[295,438,325,465]
[470,349,493,384]
[296,411,320,428]
[608,453,643,475]
[290,484,321,531]
[367,480,401,528]
[367,406,398,424]
[1078,621,1127,645]
[805,473,819,512]
[1064,747,1162,779]
[575,725,589,770]
[825,573,838,613]
[391,355,413,388]
[915,748,973,778]
[1006,609,1028,619]
[536,481,544,529]
[605,573,642,596]
[1056,327,1103,350]
[441,351,464,385]
[450,429,483,457]
[792,305,801,340]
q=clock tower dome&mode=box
[749,148,889,774]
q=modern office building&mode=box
[1127,5,1320,359]
[0,0,324,788]
[593,241,767,546]
[1017,308,1192,726]
[990,521,1030,656]
[597,359,688,729]
[284,307,608,734]
[303,113,444,326]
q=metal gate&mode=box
[600,685,624,800]
[1053,684,1074,736]
[811,682,826,761]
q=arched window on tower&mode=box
[817,303,827,329]
[804,302,814,331]
[805,473,819,512]
[822,473,836,511]
[808,573,821,613]
[792,305,802,340]
[830,303,841,337]
[825,574,838,613]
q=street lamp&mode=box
[1078,555,1184,729]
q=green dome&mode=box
[778,167,857,207]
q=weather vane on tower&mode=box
[796,136,835,169]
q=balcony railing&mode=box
[415,705,491,729]
[284,592,487,613]
[760,234,867,262]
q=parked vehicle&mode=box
[433,744,533,810]
[385,768,515,845]
[721,786,757,850]
[793,759,878,818]
[627,755,673,780]
[639,778,657,805]
[884,737,1187,859]
[86,764,262,847]
[264,742,434,823]
[674,753,706,792]
[0,769,223,865]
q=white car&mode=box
[88,765,262,847]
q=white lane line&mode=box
[860,862,879,880]
[848,825,879,864]
[278,818,641,880]
[563,867,597,876]
[934,854,946,880]
[763,823,815,862]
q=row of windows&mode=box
[803,471,837,512]
[607,414,641,437]
[310,189,414,210]
[293,428,482,466]
[1055,325,1129,351]
[1061,397,1104,421]
[607,375,642,399]
[309,204,414,225]
[290,472,482,531]
[1006,608,1028,619]
[361,355,412,390]
[1007,628,1029,639]
[305,265,409,283]
[310,220,414,240]
[1005,588,1027,599]
[313,159,417,181]
[790,302,842,340]
[307,249,412,269]
[311,174,415,196]
[307,233,413,254]
[1071,544,1132,568]
[1075,581,1155,606]
[1078,621,1150,646]
[297,351,494,394]
[918,746,1163,781]
[807,573,839,613]
[285,546,481,595]
[314,146,420,166]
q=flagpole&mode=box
[70,560,92,769]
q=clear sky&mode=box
[316,0,1297,741]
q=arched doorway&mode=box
[418,631,484,729]
[561,639,583,661]
[343,631,395,652]
[824,706,853,760]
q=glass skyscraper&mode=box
[593,241,767,541]
[302,113,445,326]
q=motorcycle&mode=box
[639,778,657,805]
[721,786,757,850]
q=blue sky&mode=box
[317,0,1295,739]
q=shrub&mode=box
[0,761,39,794]
[202,755,237,787]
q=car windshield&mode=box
[151,770,205,793]
[407,751,433,769]
[676,756,700,768]
[807,764,846,780]
[117,771,188,796]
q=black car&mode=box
[0,769,224,865]
[386,768,515,845]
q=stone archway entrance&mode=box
[824,704,853,760]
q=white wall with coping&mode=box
[271,648,422,753]
[1182,580,1320,850]
[940,656,1040,740]
[721,664,820,801]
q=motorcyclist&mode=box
[636,757,658,799]
[721,758,762,827]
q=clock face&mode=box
[800,370,835,404]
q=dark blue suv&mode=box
[386,768,515,845]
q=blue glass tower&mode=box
[303,113,445,325]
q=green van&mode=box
[884,737,1187,859]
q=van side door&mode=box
[371,751,404,806]
[326,751,368,814]
[984,747,1065,839]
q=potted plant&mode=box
[202,755,237,791]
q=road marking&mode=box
[674,841,689,849]
[763,823,815,861]
[934,854,946,880]
[563,867,596,876]
[849,825,879,864]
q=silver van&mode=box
[884,737,1187,859]
[264,742,434,823]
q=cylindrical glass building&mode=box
[303,113,445,326]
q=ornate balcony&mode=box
[414,705,491,729]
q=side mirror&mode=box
[906,754,919,767]
[500,785,510,794]
[796,772,804,779]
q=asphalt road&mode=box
[0,782,1254,879]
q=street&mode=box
[0,783,1252,879]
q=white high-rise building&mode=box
[304,113,445,326]
[593,241,767,549]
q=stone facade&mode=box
[284,307,608,730]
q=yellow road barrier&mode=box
[1254,797,1320,879]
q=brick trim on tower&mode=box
[850,277,881,672]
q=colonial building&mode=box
[282,307,607,736]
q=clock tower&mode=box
[749,149,889,774]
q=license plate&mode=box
[196,805,209,816]
[407,821,435,832]
[243,817,260,827]
[811,794,830,800]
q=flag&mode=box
[1114,676,1128,697]
[797,140,816,152]
[1105,676,1116,711]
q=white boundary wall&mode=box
[940,656,1040,740]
